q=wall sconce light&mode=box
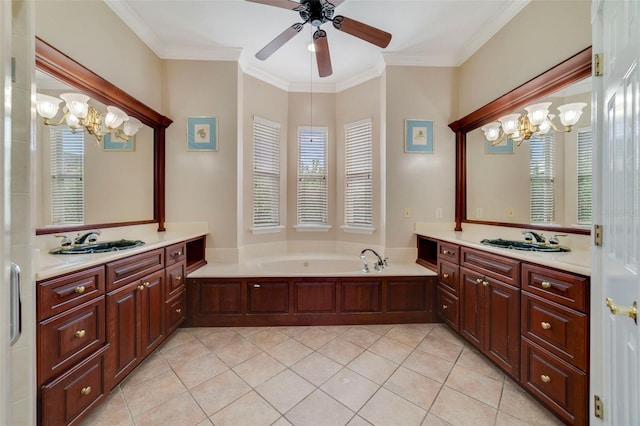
[481,101,587,146]
[36,92,143,142]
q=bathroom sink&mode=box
[49,239,145,255]
[480,238,570,253]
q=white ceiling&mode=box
[105,0,530,92]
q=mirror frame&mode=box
[35,37,173,235]
[448,46,592,234]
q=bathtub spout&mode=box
[360,248,386,272]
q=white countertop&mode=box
[417,228,591,276]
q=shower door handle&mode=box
[10,262,21,346]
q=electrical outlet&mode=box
[508,207,514,217]
[476,207,483,219]
[435,208,443,219]
[404,208,411,218]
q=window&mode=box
[577,128,593,224]
[252,116,281,230]
[50,126,84,225]
[296,126,328,227]
[529,133,555,224]
[344,118,373,230]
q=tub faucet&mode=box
[74,230,101,246]
[522,229,545,243]
[360,248,387,273]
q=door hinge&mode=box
[594,54,604,76]
[594,224,603,246]
[594,395,604,419]
[11,57,16,83]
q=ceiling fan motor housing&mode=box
[300,0,334,27]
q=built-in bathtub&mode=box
[185,253,438,327]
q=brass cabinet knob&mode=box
[442,304,448,310]
[443,273,449,279]
[176,308,182,314]
[443,249,450,255]
[137,284,145,291]
[176,276,182,281]
[541,322,551,330]
[482,280,489,287]
[541,281,552,289]
[74,285,86,294]
[540,374,551,383]
[80,386,92,396]
[476,278,483,284]
[75,329,86,338]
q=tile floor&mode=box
[80,324,563,426]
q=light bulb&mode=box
[104,106,128,129]
[498,113,521,135]
[60,93,90,119]
[65,113,81,129]
[536,114,555,135]
[36,93,62,119]
[557,102,587,126]
[525,102,552,126]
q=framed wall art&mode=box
[103,133,135,151]
[404,119,434,153]
[486,138,514,154]
[187,116,218,151]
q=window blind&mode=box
[529,133,555,224]
[344,118,372,227]
[252,116,281,228]
[297,126,328,224]
[577,127,593,224]
[50,126,84,225]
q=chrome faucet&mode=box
[522,229,545,243]
[360,248,387,273]
[74,230,101,246]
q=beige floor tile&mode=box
[444,364,504,408]
[276,326,309,337]
[319,325,353,336]
[248,328,290,350]
[359,388,427,426]
[346,415,373,426]
[420,413,453,426]
[455,345,504,381]
[78,388,132,426]
[122,370,187,417]
[358,324,396,335]
[402,323,436,333]
[215,339,263,367]
[291,352,343,386]
[132,391,206,426]
[172,352,228,389]
[272,416,294,426]
[159,329,197,351]
[430,387,497,426]
[161,339,211,368]
[340,328,382,348]
[383,366,441,411]
[233,327,263,337]
[384,325,428,348]
[293,327,336,350]
[233,352,286,387]
[368,336,413,364]
[347,350,398,385]
[417,334,464,362]
[402,349,454,383]
[285,389,355,426]
[428,325,466,347]
[184,327,227,339]
[210,391,281,426]
[197,329,244,352]
[120,352,171,389]
[318,337,365,365]
[499,380,564,425]
[265,337,314,366]
[195,418,213,426]
[495,411,531,426]
[190,370,251,416]
[255,369,315,413]
[320,368,379,412]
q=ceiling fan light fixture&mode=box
[307,41,316,52]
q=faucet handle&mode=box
[549,234,567,246]
[383,257,388,267]
[55,234,72,247]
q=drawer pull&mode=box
[144,282,150,288]
[176,308,182,314]
[443,250,450,255]
[74,329,86,338]
[482,280,489,287]
[253,284,261,288]
[442,304,448,310]
[74,285,86,294]
[541,281,552,289]
[540,374,551,383]
[137,284,145,291]
[540,322,551,330]
[176,276,182,281]
[442,273,449,279]
[80,386,92,396]
[476,278,483,284]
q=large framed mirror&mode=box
[35,37,172,235]
[448,47,592,235]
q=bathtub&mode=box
[257,257,365,275]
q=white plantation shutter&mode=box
[345,118,372,227]
[529,133,555,224]
[297,126,328,224]
[577,128,593,224]
[252,116,281,228]
[50,126,84,225]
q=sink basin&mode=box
[49,239,145,255]
[480,238,570,253]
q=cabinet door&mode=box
[460,268,483,349]
[294,280,336,313]
[140,269,165,355]
[485,277,520,379]
[341,280,382,313]
[247,281,289,314]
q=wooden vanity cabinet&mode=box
[165,242,187,334]
[436,257,460,331]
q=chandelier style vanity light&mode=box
[481,101,587,146]
[36,92,143,142]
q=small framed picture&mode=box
[103,133,135,151]
[486,138,514,154]
[187,116,217,151]
[405,119,434,153]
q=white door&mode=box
[592,0,640,423]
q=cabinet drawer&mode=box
[522,264,588,312]
[521,292,587,370]
[40,346,108,426]
[521,338,587,426]
[38,266,105,321]
[437,285,459,332]
[166,290,186,335]
[438,242,459,264]
[106,248,164,291]
[38,297,105,386]
[438,260,459,295]
[461,247,520,287]
[165,242,186,267]
[165,262,186,299]
[247,281,289,314]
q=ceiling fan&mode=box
[247,0,392,77]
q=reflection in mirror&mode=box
[35,70,155,228]
[466,77,592,228]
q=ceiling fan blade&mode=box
[321,0,345,8]
[313,29,332,78]
[255,23,304,60]
[332,15,392,48]
[246,0,306,12]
